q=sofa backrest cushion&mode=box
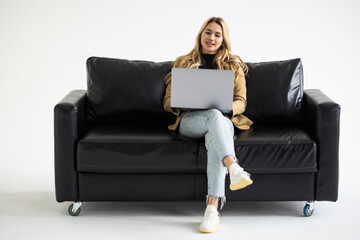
[86,56,303,124]
[87,57,174,122]
[244,58,304,123]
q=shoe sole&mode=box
[199,219,220,233]
[230,178,253,191]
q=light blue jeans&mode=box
[179,109,237,209]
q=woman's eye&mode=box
[216,35,221,37]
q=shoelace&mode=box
[204,210,220,223]
[232,167,251,177]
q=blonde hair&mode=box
[165,17,248,84]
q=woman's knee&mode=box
[205,109,223,121]
[205,109,234,136]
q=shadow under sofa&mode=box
[54,57,340,217]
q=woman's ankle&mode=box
[207,197,219,209]
[223,156,236,170]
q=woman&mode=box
[163,17,253,233]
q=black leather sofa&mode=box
[54,56,340,217]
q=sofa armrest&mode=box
[303,89,340,201]
[54,90,87,202]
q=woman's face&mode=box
[200,22,223,54]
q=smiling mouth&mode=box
[206,41,215,47]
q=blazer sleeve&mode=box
[231,67,253,130]
[232,68,247,117]
[163,79,172,113]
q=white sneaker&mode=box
[229,163,253,191]
[199,205,220,233]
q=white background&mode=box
[0,0,359,239]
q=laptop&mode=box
[170,68,234,113]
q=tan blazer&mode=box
[163,67,253,131]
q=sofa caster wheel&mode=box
[68,202,82,216]
[303,201,315,217]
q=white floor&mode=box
[1,179,359,240]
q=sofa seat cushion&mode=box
[198,125,317,174]
[77,122,198,173]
